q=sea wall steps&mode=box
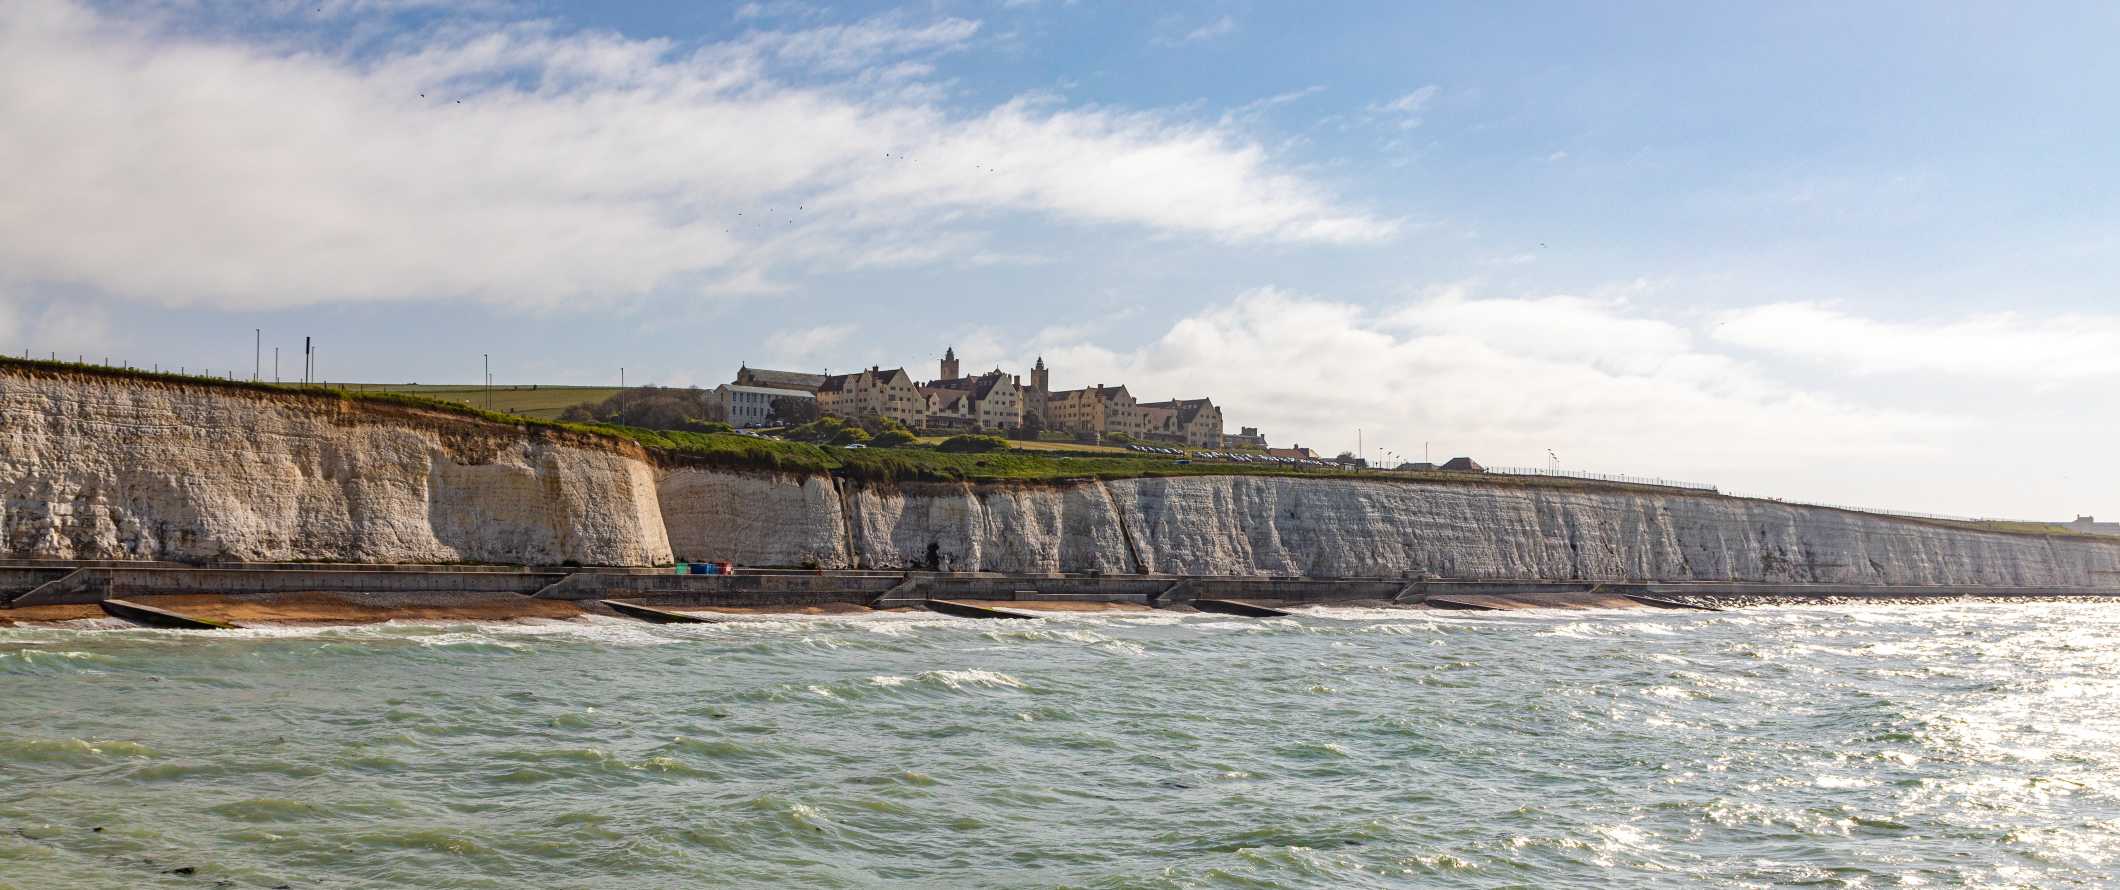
[924,600,1041,620]
[98,598,238,630]
[599,600,721,624]
[1191,599,1295,617]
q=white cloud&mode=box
[748,15,980,72]
[1365,85,1439,131]
[1030,288,1946,474]
[762,323,853,366]
[0,0,1392,312]
[1375,86,1439,115]
[0,289,119,361]
[1713,303,2120,382]
[1156,15,1235,46]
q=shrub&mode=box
[937,434,1009,453]
[870,429,918,448]
[784,416,871,446]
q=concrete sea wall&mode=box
[7,363,2120,588]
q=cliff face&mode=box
[8,365,2120,587]
[0,369,671,565]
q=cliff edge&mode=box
[5,361,2118,588]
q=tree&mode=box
[1014,410,1045,441]
[768,396,819,426]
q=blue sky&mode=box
[3,0,2118,519]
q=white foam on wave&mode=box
[920,669,1028,690]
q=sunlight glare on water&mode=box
[4,603,2119,888]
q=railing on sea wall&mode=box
[1481,466,1720,493]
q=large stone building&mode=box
[921,361,1025,431]
[1139,397,1224,447]
[1226,426,1267,450]
[816,366,924,427]
[715,384,812,429]
[2066,516,2120,537]
[727,349,1232,443]
[1048,384,1149,439]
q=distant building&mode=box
[1138,397,1224,448]
[816,366,923,427]
[734,365,826,393]
[2065,516,2120,536]
[715,384,811,428]
[920,386,974,429]
[1226,426,1267,450]
[1267,445,1319,460]
[922,351,1024,431]
[1396,461,1439,472]
[1049,384,1148,439]
[1026,356,1051,423]
[1440,457,1485,472]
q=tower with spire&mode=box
[939,347,960,381]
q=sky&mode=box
[2,0,2117,520]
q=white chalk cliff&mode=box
[7,365,2119,587]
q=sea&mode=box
[4,602,2118,888]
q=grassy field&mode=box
[332,384,622,419]
[911,435,1135,455]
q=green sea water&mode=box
[4,603,2118,888]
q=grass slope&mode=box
[334,383,624,419]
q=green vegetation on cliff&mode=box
[2,356,2096,539]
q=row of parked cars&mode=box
[1128,443,1332,468]
[1194,450,1330,467]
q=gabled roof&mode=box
[920,386,969,410]
[1140,397,1215,425]
[928,369,1017,401]
[723,385,812,398]
[1440,457,1485,472]
[817,368,913,394]
[736,366,826,391]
